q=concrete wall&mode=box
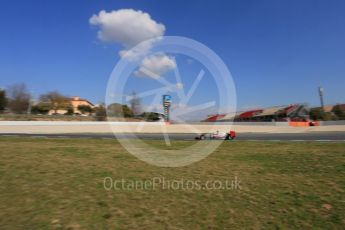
[191,122,289,126]
[320,120,345,126]
[196,121,345,126]
[1,121,345,134]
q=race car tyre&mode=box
[225,134,230,140]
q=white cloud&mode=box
[118,40,154,60]
[90,9,175,77]
[89,9,165,48]
[135,54,176,78]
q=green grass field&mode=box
[0,137,344,229]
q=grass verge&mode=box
[0,137,344,229]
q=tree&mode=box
[31,103,50,114]
[65,105,74,115]
[0,89,7,113]
[322,112,337,121]
[39,91,70,114]
[309,107,336,121]
[107,103,123,117]
[107,103,133,117]
[333,105,345,120]
[309,108,325,120]
[94,104,107,121]
[77,105,93,114]
[141,112,160,121]
[7,83,30,114]
[122,105,133,117]
[129,92,141,116]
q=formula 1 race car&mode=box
[195,130,236,140]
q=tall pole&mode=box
[162,95,171,123]
[318,87,324,110]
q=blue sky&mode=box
[1,0,345,114]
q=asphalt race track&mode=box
[1,132,345,141]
